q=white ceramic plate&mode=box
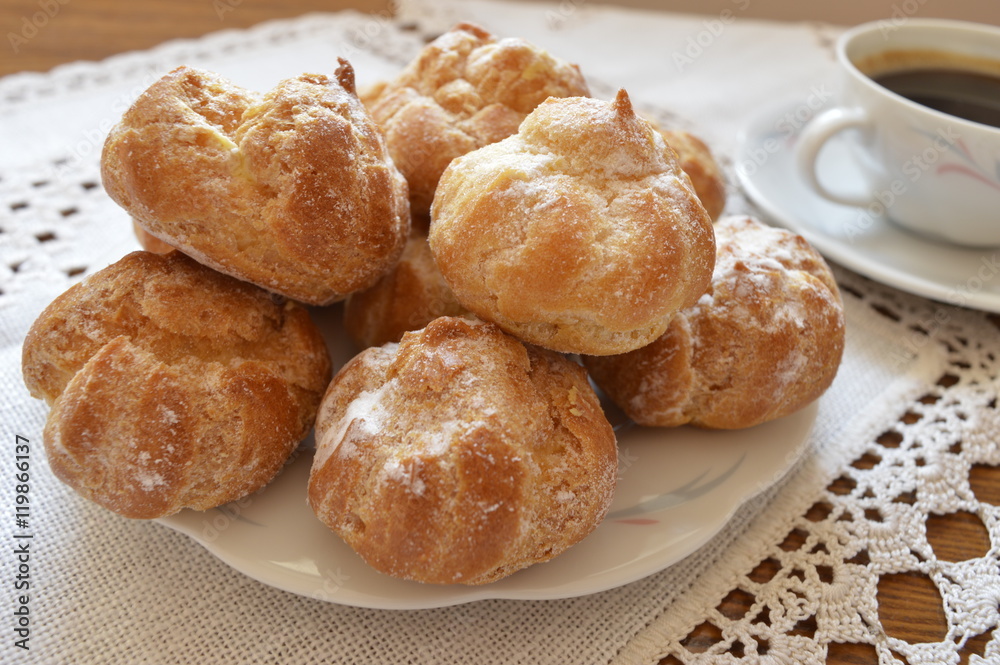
[157,358,816,608]
[735,98,1000,313]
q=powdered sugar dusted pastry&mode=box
[429,89,716,356]
[585,216,845,429]
[343,232,469,349]
[308,316,617,585]
[132,218,175,254]
[21,251,332,519]
[365,22,589,215]
[102,60,409,306]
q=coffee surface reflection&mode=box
[874,68,1000,128]
[857,48,1000,129]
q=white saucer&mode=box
[735,99,1000,313]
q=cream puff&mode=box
[308,316,617,585]
[22,251,332,518]
[584,216,845,429]
[102,59,410,306]
[430,89,716,356]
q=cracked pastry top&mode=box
[101,59,410,306]
[363,22,590,217]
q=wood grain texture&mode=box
[0,0,393,76]
[696,474,999,664]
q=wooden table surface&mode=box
[1,2,991,664]
[0,0,392,77]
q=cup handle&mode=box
[796,107,874,207]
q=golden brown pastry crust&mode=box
[429,89,716,356]
[101,60,410,306]
[21,251,332,518]
[661,130,727,221]
[365,22,589,216]
[308,316,617,585]
[132,218,175,254]
[584,216,845,429]
[343,231,469,349]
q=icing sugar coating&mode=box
[21,251,332,518]
[585,216,846,429]
[429,90,716,356]
[308,316,617,585]
[101,59,410,306]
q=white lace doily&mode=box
[2,2,998,664]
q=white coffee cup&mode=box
[797,19,1000,247]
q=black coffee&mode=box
[874,67,1000,128]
